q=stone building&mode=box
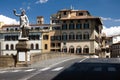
[111,42,120,58]
[0,9,103,55]
[50,9,103,54]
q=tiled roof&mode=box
[60,16,102,24]
[60,16,99,20]
[2,24,51,28]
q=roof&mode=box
[2,24,61,28]
[112,42,120,45]
[59,9,88,12]
[2,24,51,28]
[60,16,102,25]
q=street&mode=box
[0,57,120,80]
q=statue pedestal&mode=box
[16,38,30,67]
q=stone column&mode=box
[16,38,30,67]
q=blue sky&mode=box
[0,0,120,36]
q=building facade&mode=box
[111,42,120,58]
[50,9,103,54]
[0,24,51,55]
[0,9,103,56]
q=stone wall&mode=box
[30,52,73,64]
[0,56,15,68]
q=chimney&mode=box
[37,16,44,24]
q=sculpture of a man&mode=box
[13,9,30,38]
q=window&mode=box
[43,35,49,40]
[6,44,9,50]
[15,28,18,31]
[52,27,60,30]
[56,36,61,41]
[51,43,55,47]
[31,44,34,49]
[35,35,40,40]
[35,27,40,31]
[62,24,67,30]
[79,13,83,16]
[36,44,39,49]
[63,11,67,15]
[76,32,82,40]
[95,26,99,33]
[45,44,48,50]
[5,36,8,41]
[69,23,74,30]
[76,23,82,29]
[56,43,61,47]
[62,33,67,41]
[83,32,89,40]
[69,32,75,40]
[5,36,12,41]
[11,44,14,50]
[51,36,55,41]
[6,28,9,31]
[84,23,89,29]
[12,36,15,41]
[10,28,14,31]
[29,35,39,40]
[31,28,33,30]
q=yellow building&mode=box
[42,24,61,53]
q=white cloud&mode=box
[27,6,31,10]
[36,0,48,4]
[0,15,19,25]
[102,26,120,37]
[101,17,112,21]
[101,17,120,22]
[114,19,120,22]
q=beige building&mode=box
[0,9,103,55]
[111,42,120,58]
[51,9,103,54]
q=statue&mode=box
[13,9,30,39]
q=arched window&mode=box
[84,23,89,29]
[69,32,75,40]
[62,46,67,53]
[11,44,14,50]
[69,46,74,53]
[69,23,74,30]
[31,44,34,50]
[6,44,9,50]
[36,44,39,50]
[83,32,89,40]
[83,45,89,54]
[76,32,82,40]
[76,46,82,54]
[62,24,67,30]
[62,32,67,41]
[76,23,82,29]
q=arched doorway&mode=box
[62,46,67,53]
[83,45,89,54]
[76,46,82,54]
[69,46,74,53]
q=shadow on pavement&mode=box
[52,62,120,80]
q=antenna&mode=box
[70,5,74,10]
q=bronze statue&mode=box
[13,9,30,38]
